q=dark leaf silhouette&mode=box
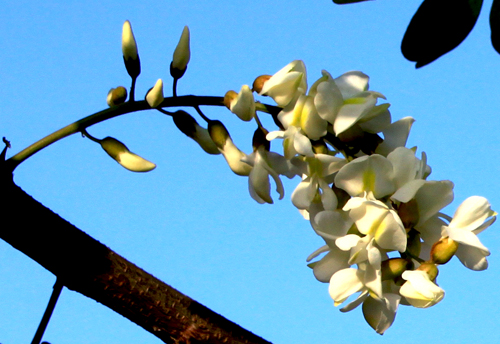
[401,0,483,68]
[490,0,500,53]
[332,0,370,4]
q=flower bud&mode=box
[170,26,190,79]
[208,120,251,176]
[223,90,237,109]
[146,79,164,108]
[416,262,439,282]
[224,85,255,122]
[100,137,156,172]
[107,86,128,107]
[172,111,220,155]
[381,258,411,281]
[252,75,271,94]
[430,237,459,265]
[122,20,141,79]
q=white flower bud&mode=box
[208,121,251,176]
[224,85,255,122]
[100,137,156,172]
[170,26,190,78]
[122,20,138,61]
[146,79,164,108]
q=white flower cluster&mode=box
[222,60,497,334]
[115,22,497,334]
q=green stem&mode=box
[5,95,282,172]
[5,96,223,172]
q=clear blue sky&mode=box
[1,1,500,343]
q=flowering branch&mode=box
[2,17,497,339]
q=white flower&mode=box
[341,196,407,254]
[146,79,164,108]
[400,270,444,308]
[335,154,395,199]
[329,262,383,307]
[443,196,496,270]
[291,154,346,211]
[361,292,401,335]
[307,210,353,282]
[259,60,307,107]
[267,125,314,159]
[227,85,255,121]
[375,117,415,156]
[242,147,287,204]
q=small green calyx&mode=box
[381,258,412,281]
[430,237,459,265]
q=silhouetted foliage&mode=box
[334,0,500,68]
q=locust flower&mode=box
[399,270,444,308]
[259,60,307,107]
[442,196,497,270]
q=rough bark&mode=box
[0,174,272,344]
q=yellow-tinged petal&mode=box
[122,20,138,61]
[229,85,255,121]
[146,79,164,108]
[172,26,190,72]
[100,137,156,172]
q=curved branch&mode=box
[6,96,282,172]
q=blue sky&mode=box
[1,1,500,343]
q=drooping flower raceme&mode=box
[111,24,496,334]
[217,59,496,334]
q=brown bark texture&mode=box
[0,174,272,344]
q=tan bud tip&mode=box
[223,90,238,110]
[252,75,271,94]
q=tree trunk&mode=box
[0,174,272,344]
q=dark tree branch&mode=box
[0,174,272,344]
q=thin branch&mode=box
[31,279,64,344]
